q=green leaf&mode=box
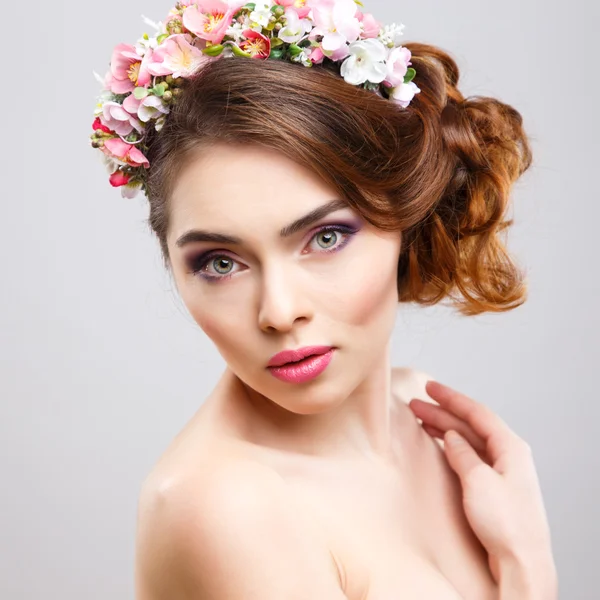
[288,43,302,56]
[270,37,284,48]
[243,3,256,10]
[403,68,416,84]
[152,83,167,97]
[231,44,252,58]
[269,47,285,59]
[156,33,169,44]
[203,44,225,56]
[133,87,150,100]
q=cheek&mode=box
[334,244,399,328]
[186,293,251,353]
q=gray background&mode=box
[2,0,597,597]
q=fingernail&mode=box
[445,431,463,445]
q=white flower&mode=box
[135,34,160,57]
[100,153,123,174]
[121,180,144,199]
[135,15,167,56]
[154,115,167,132]
[389,80,421,108]
[279,8,313,44]
[340,38,388,86]
[226,21,245,43]
[378,22,405,48]
[290,48,312,67]
[249,1,273,28]
[137,96,170,123]
[93,89,114,118]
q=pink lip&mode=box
[267,349,335,384]
[267,345,334,368]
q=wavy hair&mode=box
[144,43,532,316]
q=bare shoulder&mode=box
[135,447,346,600]
[391,366,439,406]
[391,366,444,449]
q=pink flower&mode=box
[275,0,310,18]
[105,43,152,95]
[146,34,208,79]
[182,0,247,44]
[308,0,361,53]
[239,29,271,59]
[384,46,412,87]
[102,138,150,169]
[389,80,421,108]
[309,46,324,64]
[109,170,131,187]
[100,101,143,136]
[357,11,381,39]
[123,94,170,123]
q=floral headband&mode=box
[90,0,421,199]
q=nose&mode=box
[257,262,312,333]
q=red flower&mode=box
[109,170,131,187]
[240,29,271,59]
[93,117,112,134]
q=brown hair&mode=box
[145,42,532,316]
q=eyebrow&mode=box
[175,198,350,249]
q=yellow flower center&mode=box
[205,12,225,33]
[128,62,141,84]
[180,49,193,69]
[242,38,267,56]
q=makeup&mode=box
[267,349,335,384]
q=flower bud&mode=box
[274,6,285,16]
[274,23,282,31]
[163,90,173,102]
[172,87,182,97]
[166,19,183,34]
[165,75,174,85]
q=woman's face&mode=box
[167,143,403,415]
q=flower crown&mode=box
[90,0,421,199]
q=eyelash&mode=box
[188,224,358,283]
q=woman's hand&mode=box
[408,380,556,588]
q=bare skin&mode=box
[135,143,499,598]
[136,367,497,599]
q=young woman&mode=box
[92,2,557,598]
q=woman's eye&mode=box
[190,224,358,282]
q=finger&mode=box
[422,422,492,466]
[409,399,487,454]
[444,430,493,481]
[422,423,445,439]
[425,380,520,470]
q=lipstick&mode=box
[267,346,335,384]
